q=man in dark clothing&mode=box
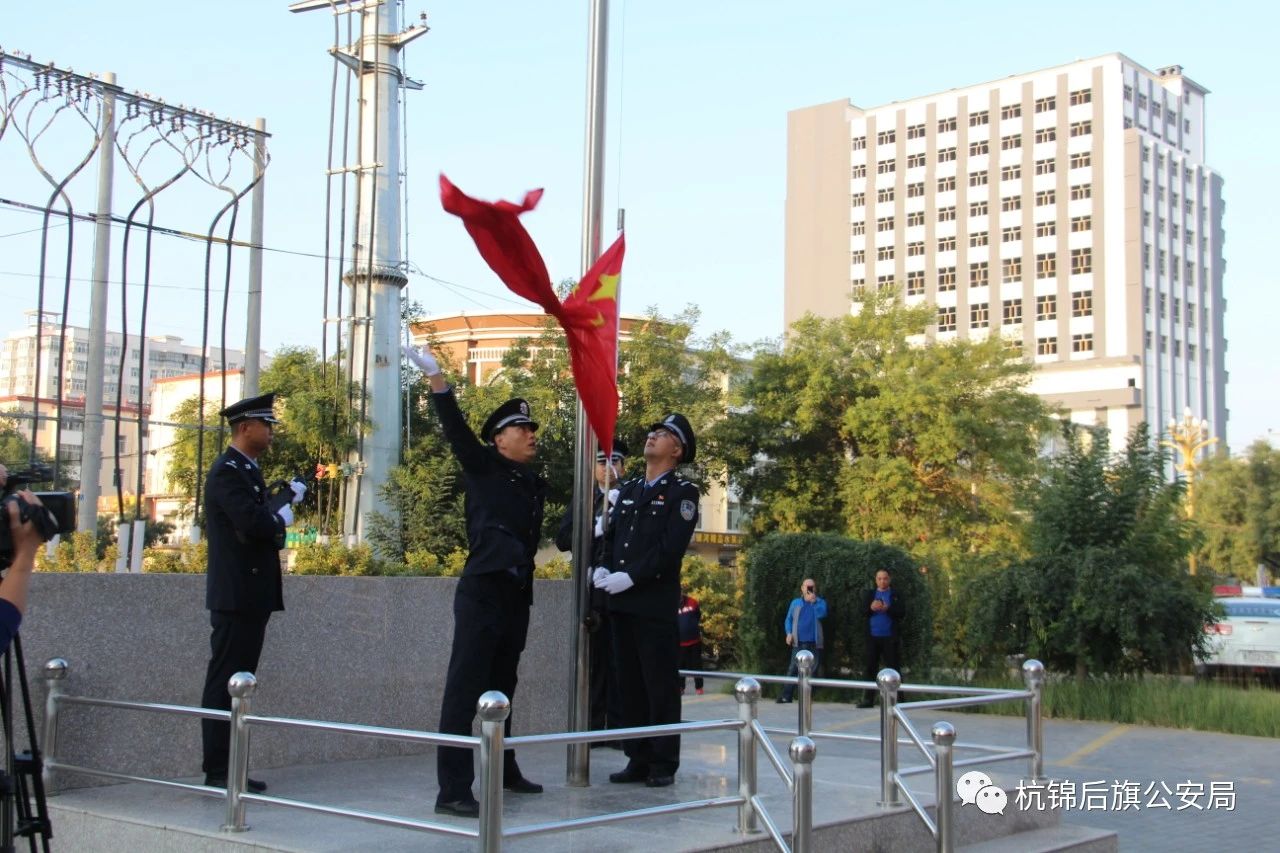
[858,569,906,707]
[677,592,703,695]
[595,413,700,788]
[554,439,628,740]
[404,342,547,818]
[200,393,303,792]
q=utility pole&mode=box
[290,1,426,541]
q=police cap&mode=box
[596,437,629,464]
[220,393,281,426]
[481,398,539,442]
[649,413,696,463]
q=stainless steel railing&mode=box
[681,653,1047,853]
[40,659,817,852]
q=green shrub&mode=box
[540,556,572,580]
[36,531,113,573]
[291,541,378,576]
[143,540,208,574]
[739,532,931,681]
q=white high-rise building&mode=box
[785,54,1226,445]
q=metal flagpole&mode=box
[567,0,610,787]
[243,117,267,396]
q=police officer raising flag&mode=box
[595,414,700,789]
[403,338,547,818]
[200,393,304,793]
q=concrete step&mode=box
[958,823,1118,853]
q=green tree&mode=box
[1193,441,1280,580]
[962,423,1216,679]
[714,290,1053,566]
[164,347,364,529]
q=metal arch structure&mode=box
[289,0,427,543]
[0,48,269,562]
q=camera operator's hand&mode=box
[289,479,307,505]
[6,491,44,560]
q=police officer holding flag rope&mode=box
[595,414,700,788]
[403,338,547,818]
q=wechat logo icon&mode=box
[957,770,1006,815]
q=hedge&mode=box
[738,533,932,686]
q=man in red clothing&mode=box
[677,591,703,695]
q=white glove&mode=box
[605,488,619,506]
[594,514,605,538]
[289,479,307,505]
[592,566,610,584]
[277,504,294,527]
[402,343,441,376]
[597,571,634,595]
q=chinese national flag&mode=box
[439,175,624,456]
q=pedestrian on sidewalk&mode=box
[858,569,905,707]
[777,578,827,704]
[678,590,704,695]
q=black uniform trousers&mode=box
[201,610,270,774]
[589,614,623,732]
[437,572,531,803]
[611,612,681,776]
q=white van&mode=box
[1198,597,1280,682]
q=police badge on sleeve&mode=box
[680,499,696,521]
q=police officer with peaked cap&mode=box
[594,413,700,788]
[200,392,304,792]
[555,437,629,738]
[403,340,548,817]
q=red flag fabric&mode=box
[439,174,624,457]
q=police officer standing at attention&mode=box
[200,393,304,792]
[403,341,547,818]
[594,414,699,788]
[555,438,628,742]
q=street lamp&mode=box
[1159,407,1218,575]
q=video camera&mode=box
[0,464,76,571]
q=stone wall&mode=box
[15,573,573,790]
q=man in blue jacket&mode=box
[858,569,906,707]
[777,578,827,703]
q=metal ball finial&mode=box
[477,691,511,722]
[227,672,257,698]
[734,677,761,703]
[795,650,815,674]
[44,658,68,680]
[931,721,956,746]
[876,668,901,691]
[789,736,817,764]
[1022,659,1045,686]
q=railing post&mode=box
[222,672,257,832]
[932,722,956,853]
[41,658,68,790]
[734,677,760,835]
[794,649,814,737]
[877,668,901,808]
[1022,659,1045,781]
[790,736,816,853]
[477,691,510,853]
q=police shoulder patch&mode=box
[680,499,696,521]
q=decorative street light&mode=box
[1160,407,1218,575]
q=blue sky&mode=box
[3,1,1276,449]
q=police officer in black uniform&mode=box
[403,342,547,818]
[200,393,304,792]
[554,438,628,741]
[594,414,699,788]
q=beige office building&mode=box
[786,54,1227,444]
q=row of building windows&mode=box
[853,182,1093,206]
[851,90,1094,150]
[1143,331,1201,359]
[853,139,1097,177]
[853,246,1094,273]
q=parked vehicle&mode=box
[1198,596,1280,683]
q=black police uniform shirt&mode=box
[431,388,546,590]
[204,446,285,614]
[602,472,700,621]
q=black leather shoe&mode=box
[434,798,481,818]
[609,767,649,784]
[645,774,675,788]
[503,776,544,794]
[204,774,267,793]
